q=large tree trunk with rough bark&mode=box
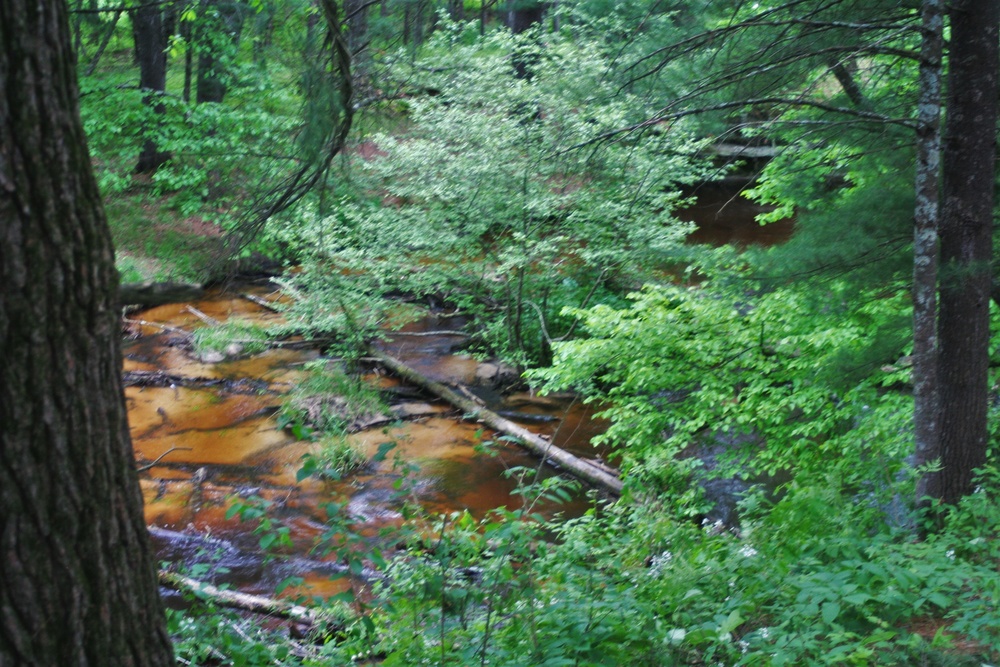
[0,0,175,664]
[927,0,999,506]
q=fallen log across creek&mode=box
[369,348,624,497]
[159,570,318,624]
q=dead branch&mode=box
[158,570,327,628]
[369,349,623,496]
[185,305,221,326]
[137,447,194,472]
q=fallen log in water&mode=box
[122,369,271,394]
[158,570,324,628]
[369,348,623,496]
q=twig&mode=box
[137,447,194,471]
[240,292,283,313]
[123,318,191,337]
[185,305,220,326]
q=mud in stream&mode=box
[126,288,605,601]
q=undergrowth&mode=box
[279,360,388,480]
[165,466,1000,666]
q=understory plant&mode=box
[272,23,712,367]
[190,318,273,359]
[290,472,999,666]
[530,271,916,501]
[280,360,387,479]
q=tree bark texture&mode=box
[131,0,170,172]
[0,0,175,664]
[931,0,999,505]
[912,0,943,503]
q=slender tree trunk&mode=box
[344,0,370,78]
[508,0,542,79]
[131,0,170,172]
[0,0,175,664]
[929,0,999,505]
[183,14,194,103]
[912,0,943,503]
[196,0,246,104]
[84,8,124,76]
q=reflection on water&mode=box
[681,179,794,247]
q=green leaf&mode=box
[821,601,840,625]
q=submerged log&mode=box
[122,369,271,394]
[369,349,623,496]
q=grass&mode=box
[190,319,273,358]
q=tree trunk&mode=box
[929,0,999,505]
[0,0,175,664]
[131,0,170,172]
[507,0,542,34]
[508,0,543,79]
[84,8,124,76]
[912,0,943,504]
[196,0,246,105]
[343,0,370,78]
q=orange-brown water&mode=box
[128,288,600,600]
[132,186,786,600]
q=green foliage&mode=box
[226,495,295,552]
[79,3,1000,665]
[79,77,292,212]
[530,275,914,496]
[275,24,710,365]
[289,473,999,666]
[280,359,387,435]
[190,318,272,358]
[167,604,299,666]
[297,433,368,482]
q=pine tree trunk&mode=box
[0,0,175,664]
[931,0,999,505]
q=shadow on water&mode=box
[681,179,794,247]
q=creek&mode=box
[126,180,788,602]
[126,292,607,602]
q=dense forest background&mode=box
[14,0,1000,663]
